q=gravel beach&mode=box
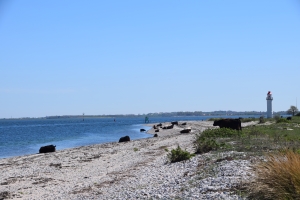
[0,120,258,199]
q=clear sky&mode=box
[0,0,299,118]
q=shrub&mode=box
[276,118,290,123]
[274,115,281,121]
[194,136,221,154]
[193,128,237,154]
[249,150,300,200]
[259,116,265,124]
[296,113,300,116]
[201,128,240,138]
[167,145,194,163]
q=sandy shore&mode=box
[0,120,258,199]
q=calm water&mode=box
[0,115,259,159]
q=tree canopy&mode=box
[287,105,299,116]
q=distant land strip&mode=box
[1,111,289,120]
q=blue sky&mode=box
[0,0,300,118]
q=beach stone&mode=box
[0,191,11,199]
[119,136,130,142]
[180,128,191,133]
[39,145,56,153]
[171,121,178,125]
[166,125,174,129]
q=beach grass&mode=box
[248,150,300,200]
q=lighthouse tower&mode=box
[266,91,273,118]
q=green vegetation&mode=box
[200,127,240,138]
[192,116,300,198]
[167,145,194,163]
[133,147,139,152]
[275,118,290,123]
[197,117,300,155]
[259,116,265,123]
[273,115,280,121]
[194,137,222,154]
[287,105,299,116]
[194,128,238,154]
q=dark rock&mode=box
[39,145,56,154]
[140,129,146,132]
[0,191,10,199]
[166,125,174,129]
[119,136,130,142]
[181,122,187,126]
[171,121,178,125]
[153,134,158,137]
[180,128,191,133]
[155,129,159,132]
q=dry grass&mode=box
[248,150,300,200]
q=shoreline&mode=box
[0,120,258,199]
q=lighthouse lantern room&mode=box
[266,91,273,118]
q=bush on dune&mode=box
[167,146,194,163]
[194,136,221,154]
[201,128,240,138]
[276,118,290,123]
[193,128,235,154]
[248,150,300,200]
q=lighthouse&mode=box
[266,91,273,118]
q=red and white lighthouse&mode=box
[266,91,273,118]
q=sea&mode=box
[0,115,261,159]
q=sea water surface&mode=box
[0,116,259,159]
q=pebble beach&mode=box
[0,121,258,199]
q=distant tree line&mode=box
[42,110,289,119]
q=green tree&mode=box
[287,105,299,116]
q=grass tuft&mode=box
[249,150,300,200]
